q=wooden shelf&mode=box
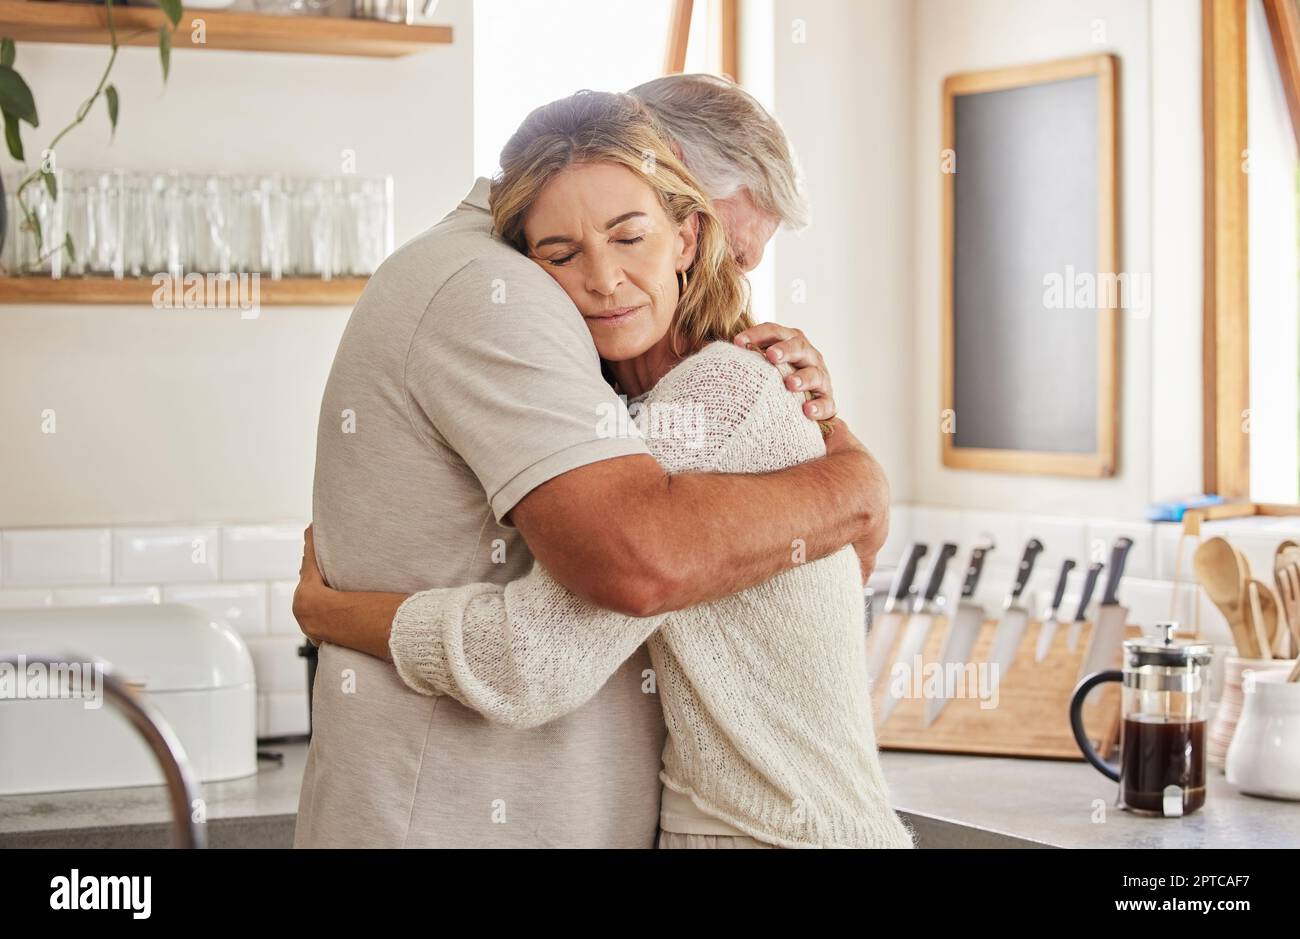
[0,275,366,306]
[0,1,452,57]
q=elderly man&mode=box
[293,74,888,848]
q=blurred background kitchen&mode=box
[1,0,1298,848]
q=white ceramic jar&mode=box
[1225,669,1300,801]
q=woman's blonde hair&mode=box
[489,90,753,359]
[490,90,831,436]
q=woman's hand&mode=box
[292,525,410,661]
[732,322,836,421]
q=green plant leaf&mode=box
[3,110,23,162]
[0,65,37,126]
[63,233,76,266]
[159,26,171,82]
[41,170,56,201]
[105,84,119,137]
[1,38,14,69]
[158,0,183,28]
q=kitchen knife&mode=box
[1065,561,1104,652]
[923,543,992,727]
[1078,537,1134,681]
[1033,558,1078,662]
[985,538,1045,681]
[879,541,959,723]
[865,542,927,683]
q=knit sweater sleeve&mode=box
[388,564,668,728]
[386,342,777,726]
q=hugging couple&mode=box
[290,74,915,850]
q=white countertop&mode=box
[2,740,1295,848]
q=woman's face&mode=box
[523,161,698,362]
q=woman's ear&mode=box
[675,212,701,273]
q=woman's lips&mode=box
[586,305,644,326]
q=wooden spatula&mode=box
[1275,554,1300,659]
[1247,579,1280,659]
[1195,537,1256,656]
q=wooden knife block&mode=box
[871,615,1141,760]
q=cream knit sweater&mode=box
[388,341,915,849]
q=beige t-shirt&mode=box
[293,178,667,848]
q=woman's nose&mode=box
[584,250,624,296]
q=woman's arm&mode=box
[293,528,405,660]
[293,527,668,729]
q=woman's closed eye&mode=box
[539,235,644,268]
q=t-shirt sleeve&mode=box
[404,256,650,524]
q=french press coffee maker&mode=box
[1070,622,1213,817]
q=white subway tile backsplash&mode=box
[1197,591,1235,646]
[0,588,53,609]
[1,529,111,588]
[1153,523,1195,581]
[162,583,268,637]
[53,585,161,607]
[114,527,219,585]
[910,505,963,551]
[1024,516,1090,579]
[221,525,305,581]
[1123,577,1196,632]
[269,581,300,636]
[958,511,1022,567]
[245,635,309,694]
[262,691,311,738]
[1087,519,1156,580]
[877,505,912,568]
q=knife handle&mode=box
[1073,562,1104,621]
[1049,559,1077,615]
[960,545,990,599]
[920,542,959,605]
[1101,537,1134,607]
[890,542,928,608]
[1008,538,1044,602]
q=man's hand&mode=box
[820,419,890,584]
[732,322,836,421]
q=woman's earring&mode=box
[676,267,689,295]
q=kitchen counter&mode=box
[1,741,1296,848]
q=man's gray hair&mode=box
[629,73,810,230]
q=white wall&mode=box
[1149,0,1205,503]
[0,1,475,527]
[910,0,1155,517]
[771,0,917,497]
[766,0,1208,520]
[1247,0,1300,503]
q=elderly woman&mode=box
[295,90,912,850]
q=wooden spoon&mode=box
[1195,537,1256,656]
[1276,558,1300,659]
[1247,579,1280,659]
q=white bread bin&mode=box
[0,603,257,795]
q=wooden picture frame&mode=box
[940,53,1120,477]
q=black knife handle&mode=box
[890,543,927,606]
[1073,562,1104,622]
[1101,537,1134,607]
[960,545,991,599]
[1008,538,1044,601]
[920,542,959,604]
[1049,559,1077,614]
